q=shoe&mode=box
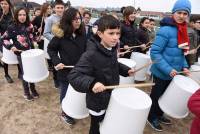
[5,75,14,83]
[147,119,163,132]
[158,116,172,125]
[61,112,75,125]
[24,94,34,101]
[31,90,39,99]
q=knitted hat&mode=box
[172,0,191,14]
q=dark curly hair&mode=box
[59,7,85,37]
[14,7,30,27]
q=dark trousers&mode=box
[3,62,21,76]
[89,114,105,134]
[59,80,69,104]
[37,40,44,50]
[148,75,171,122]
[17,56,35,95]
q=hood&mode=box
[52,23,64,38]
[160,17,176,27]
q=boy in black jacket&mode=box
[68,15,135,134]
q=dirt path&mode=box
[0,65,192,134]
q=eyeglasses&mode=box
[84,17,91,19]
[73,17,81,21]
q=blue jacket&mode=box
[150,17,188,80]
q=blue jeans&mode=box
[59,80,69,104]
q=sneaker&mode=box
[5,75,14,83]
[147,119,163,132]
[31,90,39,99]
[24,94,34,101]
[158,116,172,125]
[61,112,75,125]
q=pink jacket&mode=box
[188,89,200,134]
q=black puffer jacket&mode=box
[0,11,13,34]
[47,24,87,81]
[120,21,141,47]
[68,37,130,112]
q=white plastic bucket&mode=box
[190,65,200,81]
[118,58,136,84]
[146,49,151,76]
[43,37,50,59]
[62,84,89,119]
[130,52,151,81]
[1,46,18,64]
[100,88,152,134]
[21,49,49,83]
[158,75,200,119]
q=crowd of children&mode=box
[0,0,200,133]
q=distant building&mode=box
[138,11,164,20]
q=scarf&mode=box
[174,20,190,55]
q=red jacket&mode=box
[188,89,200,134]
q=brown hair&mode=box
[123,6,136,20]
[14,7,30,26]
[40,3,51,17]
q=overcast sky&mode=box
[31,0,199,14]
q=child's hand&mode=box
[54,63,65,70]
[140,44,146,51]
[92,82,105,93]
[124,45,129,50]
[128,69,135,76]
[183,68,190,76]
[170,69,177,77]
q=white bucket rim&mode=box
[173,75,200,93]
[131,52,150,59]
[118,58,136,68]
[61,107,89,119]
[158,100,188,119]
[23,71,49,83]
[190,65,200,71]
[1,57,19,64]
[112,88,152,110]
[21,49,44,58]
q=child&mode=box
[48,8,87,125]
[188,89,200,134]
[0,0,21,83]
[148,0,191,132]
[2,7,38,101]
[68,15,135,134]
[186,15,200,67]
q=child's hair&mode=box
[149,18,155,22]
[34,7,40,14]
[139,17,149,27]
[123,6,136,19]
[14,7,30,27]
[53,0,65,7]
[97,15,120,32]
[60,7,84,37]
[190,15,200,23]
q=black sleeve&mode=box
[120,24,128,48]
[68,52,96,93]
[118,62,130,77]
[47,37,61,66]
